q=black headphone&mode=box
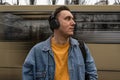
[48,12,60,32]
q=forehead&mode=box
[58,10,73,18]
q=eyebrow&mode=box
[64,15,74,20]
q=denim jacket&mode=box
[22,37,98,80]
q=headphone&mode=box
[48,12,60,31]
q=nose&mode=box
[71,19,76,26]
[73,20,76,25]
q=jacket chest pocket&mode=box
[36,71,46,80]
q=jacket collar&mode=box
[42,36,79,52]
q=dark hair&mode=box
[53,6,71,19]
[48,6,71,32]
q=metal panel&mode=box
[0,5,120,12]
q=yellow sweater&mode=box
[51,38,70,80]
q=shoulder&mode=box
[32,37,51,51]
[70,37,79,46]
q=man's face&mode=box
[57,10,76,37]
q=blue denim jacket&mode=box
[22,37,98,80]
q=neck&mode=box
[52,34,69,45]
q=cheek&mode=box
[59,21,69,31]
[60,24,68,30]
[59,20,68,26]
[60,22,69,28]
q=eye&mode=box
[64,16,75,21]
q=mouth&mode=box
[70,28,74,31]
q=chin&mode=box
[66,32,74,37]
[69,33,74,36]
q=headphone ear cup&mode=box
[50,19,60,30]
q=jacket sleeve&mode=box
[84,44,98,80]
[22,47,36,80]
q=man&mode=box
[22,6,98,80]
